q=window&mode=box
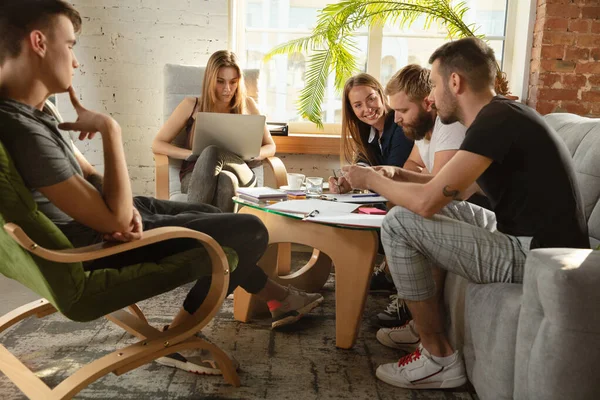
[233,0,517,133]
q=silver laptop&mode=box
[190,112,266,161]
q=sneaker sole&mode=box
[271,296,324,329]
[376,330,420,352]
[376,369,467,389]
[155,356,223,376]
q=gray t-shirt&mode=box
[0,98,99,246]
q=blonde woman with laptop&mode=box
[152,50,276,211]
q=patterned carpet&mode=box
[0,257,478,400]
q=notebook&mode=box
[237,187,288,201]
[265,199,359,216]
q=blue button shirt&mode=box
[360,112,413,167]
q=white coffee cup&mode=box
[287,173,305,190]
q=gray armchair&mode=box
[154,64,287,201]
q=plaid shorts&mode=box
[381,201,531,301]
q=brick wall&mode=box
[528,0,600,117]
[58,0,228,195]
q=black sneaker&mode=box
[370,260,396,293]
[371,295,412,328]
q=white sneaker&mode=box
[376,344,467,389]
[376,320,420,351]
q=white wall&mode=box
[59,1,337,195]
[58,0,229,195]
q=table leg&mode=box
[327,234,378,349]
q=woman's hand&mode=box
[341,165,377,190]
[328,175,352,194]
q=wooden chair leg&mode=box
[0,299,56,334]
[0,345,53,399]
[127,304,148,324]
[0,300,241,400]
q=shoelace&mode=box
[384,294,400,313]
[390,320,411,331]
[373,259,387,275]
[398,348,422,367]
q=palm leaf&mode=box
[297,49,333,127]
[264,34,326,62]
[265,0,501,126]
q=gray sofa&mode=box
[445,112,600,399]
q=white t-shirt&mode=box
[414,117,467,172]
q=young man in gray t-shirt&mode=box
[0,0,322,376]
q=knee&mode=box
[199,145,220,160]
[237,214,269,249]
[382,206,415,237]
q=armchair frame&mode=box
[0,223,240,400]
[153,153,289,201]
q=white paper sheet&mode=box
[305,213,384,228]
[265,199,359,215]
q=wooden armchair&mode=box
[0,140,240,399]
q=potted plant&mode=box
[264,0,511,127]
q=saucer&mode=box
[279,185,305,191]
[279,183,329,191]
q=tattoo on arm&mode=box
[442,185,461,200]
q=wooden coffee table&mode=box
[232,197,379,349]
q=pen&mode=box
[332,169,341,193]
[351,193,380,198]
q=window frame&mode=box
[230,0,531,136]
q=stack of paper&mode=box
[237,187,288,203]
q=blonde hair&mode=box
[385,64,431,102]
[341,73,389,165]
[199,50,247,114]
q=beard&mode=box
[402,107,435,141]
[436,86,461,125]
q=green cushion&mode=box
[0,141,85,313]
[0,135,238,322]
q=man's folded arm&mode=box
[38,174,132,234]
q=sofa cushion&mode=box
[514,248,600,400]
[463,282,523,400]
[544,113,600,243]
